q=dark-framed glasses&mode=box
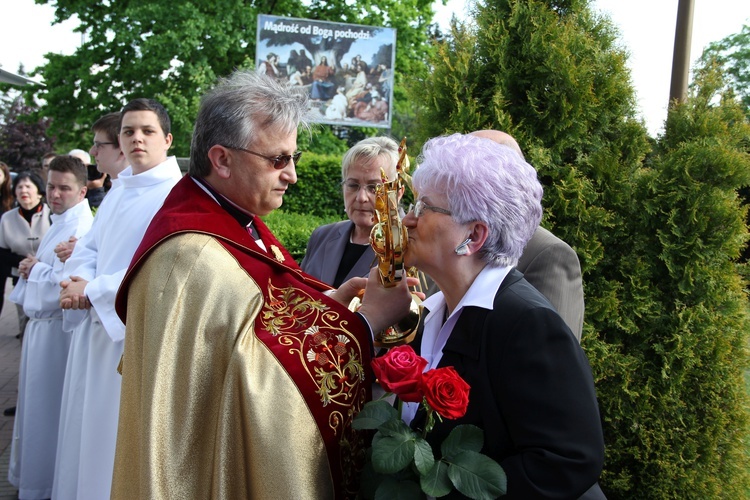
[408,199,452,218]
[93,141,115,150]
[222,145,301,169]
[341,181,382,195]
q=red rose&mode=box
[420,367,470,420]
[371,345,428,402]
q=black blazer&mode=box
[413,269,605,499]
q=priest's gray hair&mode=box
[189,70,311,177]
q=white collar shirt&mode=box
[402,264,513,425]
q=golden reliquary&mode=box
[367,138,424,347]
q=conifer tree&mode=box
[620,59,750,497]
[409,0,750,496]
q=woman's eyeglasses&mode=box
[408,199,452,217]
[341,181,382,195]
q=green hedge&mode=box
[283,152,345,218]
[262,209,342,263]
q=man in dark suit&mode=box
[472,130,585,341]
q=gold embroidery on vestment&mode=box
[260,278,367,496]
[260,279,365,409]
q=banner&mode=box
[256,14,396,129]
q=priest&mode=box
[112,70,414,499]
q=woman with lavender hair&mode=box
[400,133,606,499]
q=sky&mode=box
[2,0,749,137]
[433,0,750,136]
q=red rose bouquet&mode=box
[354,345,506,499]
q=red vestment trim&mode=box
[117,176,372,498]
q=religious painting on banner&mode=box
[256,14,396,130]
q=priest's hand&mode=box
[358,267,418,335]
[55,236,78,263]
[60,275,91,310]
[330,277,367,307]
[18,254,38,280]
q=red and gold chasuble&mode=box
[114,176,372,499]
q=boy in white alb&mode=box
[53,99,182,500]
[7,156,94,499]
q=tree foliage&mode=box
[608,61,750,497]
[408,0,750,496]
[700,23,750,117]
[283,151,345,218]
[408,0,648,276]
[0,96,55,171]
[27,0,437,155]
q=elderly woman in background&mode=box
[301,136,401,287]
[0,171,51,337]
[401,133,605,499]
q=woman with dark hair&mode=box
[286,49,299,75]
[0,170,51,337]
[257,53,280,78]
